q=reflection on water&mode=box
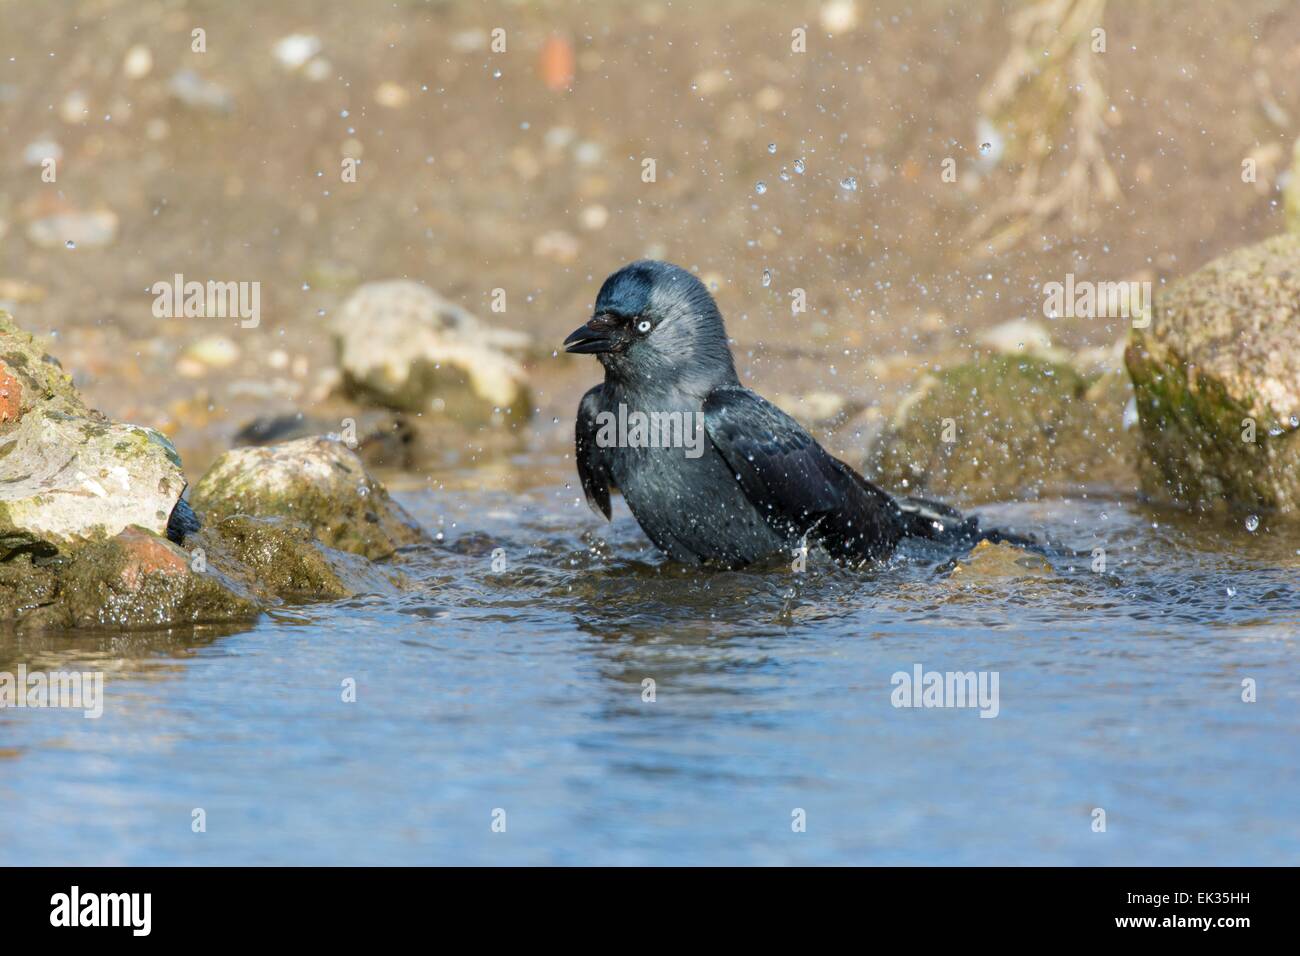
[1,484,1297,865]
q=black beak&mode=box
[564,316,621,354]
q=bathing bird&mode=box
[565,260,1028,566]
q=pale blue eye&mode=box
[637,320,652,334]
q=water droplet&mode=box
[839,176,857,191]
[358,484,370,498]
[779,167,790,181]
[1245,514,1260,532]
[979,142,992,154]
[754,181,767,195]
[767,143,776,154]
[762,269,772,287]
[493,69,502,79]
[793,158,806,174]
[64,240,75,249]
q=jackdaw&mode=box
[566,260,1029,566]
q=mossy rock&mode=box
[0,310,85,423]
[868,355,1136,503]
[25,527,261,630]
[0,552,59,623]
[190,436,425,560]
[1125,233,1300,511]
[205,514,409,600]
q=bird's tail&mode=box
[894,495,1040,550]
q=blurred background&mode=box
[2,0,1297,481]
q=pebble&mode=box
[169,70,234,113]
[26,209,118,250]
[22,140,61,166]
[123,45,153,79]
[533,230,580,263]
[579,204,609,230]
[183,335,242,371]
[820,0,859,34]
[375,82,409,109]
[59,91,88,124]
[273,34,321,71]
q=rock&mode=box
[976,318,1069,363]
[0,313,188,558]
[0,550,59,623]
[190,436,425,559]
[374,81,409,109]
[205,515,408,599]
[26,208,118,250]
[0,311,83,416]
[0,312,414,630]
[168,70,234,113]
[0,366,20,423]
[232,408,417,470]
[273,34,322,71]
[180,335,241,372]
[123,45,153,80]
[532,230,580,264]
[27,526,261,630]
[770,390,855,428]
[331,280,532,423]
[868,354,1135,503]
[942,540,1054,584]
[22,139,62,166]
[1125,233,1300,511]
[0,413,188,557]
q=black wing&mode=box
[576,385,614,520]
[703,387,903,561]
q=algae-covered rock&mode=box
[190,436,425,559]
[1125,233,1300,511]
[25,526,262,630]
[0,551,59,622]
[869,355,1134,503]
[1,311,189,558]
[0,310,84,418]
[205,514,408,599]
[332,279,532,423]
[1,313,414,632]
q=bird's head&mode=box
[564,260,738,392]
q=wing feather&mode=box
[702,387,902,560]
[576,385,613,520]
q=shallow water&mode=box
[1,475,1297,865]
